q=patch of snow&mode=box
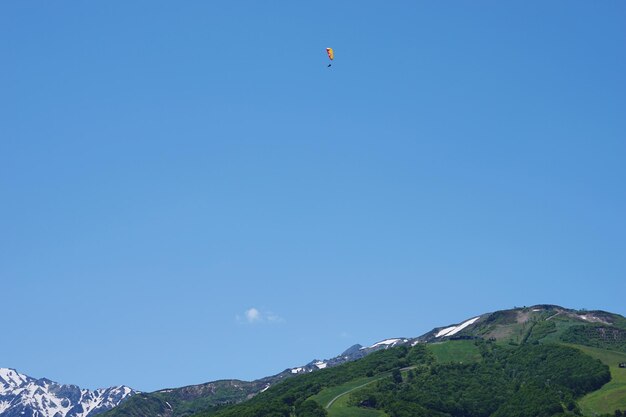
[0,368,29,390]
[41,393,71,417]
[447,317,480,336]
[314,361,327,369]
[370,338,401,348]
[290,367,304,374]
[360,338,401,350]
[436,317,480,338]
[260,384,270,393]
[0,400,11,414]
[532,309,541,312]
[435,326,457,338]
[75,392,102,417]
[576,314,609,324]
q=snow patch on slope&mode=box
[435,317,480,338]
[370,339,400,348]
[361,338,407,350]
[435,326,457,338]
[0,368,30,393]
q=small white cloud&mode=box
[246,308,261,323]
[237,307,284,324]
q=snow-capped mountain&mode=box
[0,368,136,417]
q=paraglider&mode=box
[326,47,334,67]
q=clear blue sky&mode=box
[1,1,625,392]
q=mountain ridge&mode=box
[5,304,625,417]
[97,303,626,417]
[0,368,136,417]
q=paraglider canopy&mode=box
[326,48,334,67]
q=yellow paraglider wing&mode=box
[326,48,334,60]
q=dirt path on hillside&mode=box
[325,366,416,409]
[325,381,377,409]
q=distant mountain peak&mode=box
[0,368,30,393]
[0,368,136,417]
[340,344,363,356]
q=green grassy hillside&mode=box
[185,341,610,417]
[348,342,609,417]
[428,339,482,364]
[310,376,388,417]
[311,340,483,417]
[564,344,626,416]
[562,325,626,353]
[102,305,626,417]
[324,394,387,417]
[193,345,417,417]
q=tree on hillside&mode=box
[295,400,327,417]
[392,369,403,384]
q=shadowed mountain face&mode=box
[0,368,136,417]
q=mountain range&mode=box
[3,304,626,417]
[0,368,135,417]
